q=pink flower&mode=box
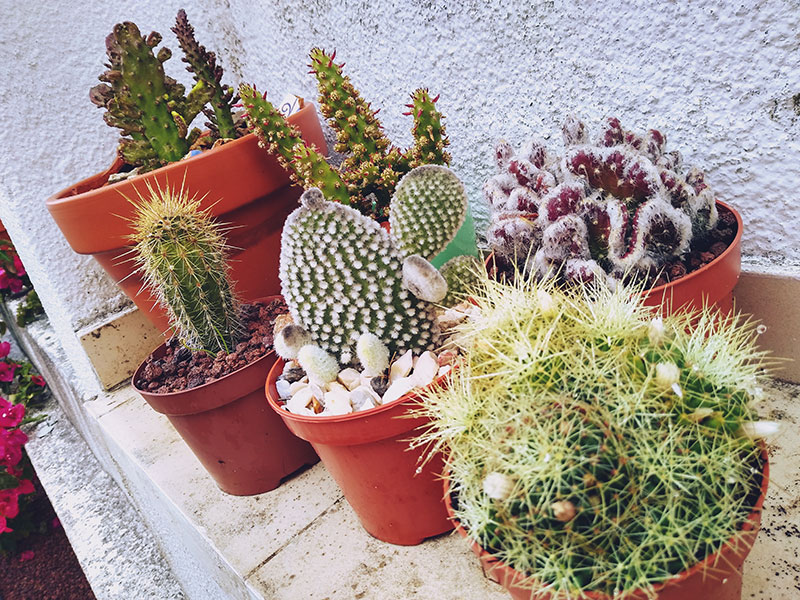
[12,255,25,277]
[16,479,33,495]
[0,362,18,382]
[19,550,34,562]
[52,517,61,529]
[0,489,21,520]
[0,269,8,290]
[0,398,24,428]
[30,375,46,387]
[0,342,9,359]
[0,428,28,467]
[8,277,22,294]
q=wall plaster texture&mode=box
[1,1,799,397]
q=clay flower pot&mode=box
[443,445,769,600]
[132,300,318,496]
[265,358,454,545]
[46,102,326,334]
[488,201,742,316]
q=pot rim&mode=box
[132,296,283,401]
[444,441,769,599]
[265,356,449,424]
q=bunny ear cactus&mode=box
[130,183,241,353]
[172,9,240,140]
[90,22,213,172]
[485,117,723,286]
[279,188,440,365]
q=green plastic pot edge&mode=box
[431,206,479,268]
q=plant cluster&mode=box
[240,48,451,219]
[129,182,242,354]
[0,342,47,410]
[0,239,30,298]
[90,11,241,172]
[15,290,44,327]
[416,271,772,598]
[485,117,724,287]
[275,165,479,380]
[0,395,37,554]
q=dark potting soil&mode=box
[135,298,287,394]
[0,483,96,600]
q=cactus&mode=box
[129,182,241,352]
[90,22,213,172]
[279,165,466,368]
[415,271,773,597]
[241,48,451,219]
[484,118,722,286]
[171,9,240,140]
[439,255,483,307]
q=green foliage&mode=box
[416,271,772,597]
[241,48,451,219]
[129,182,241,353]
[16,290,44,327]
[172,10,240,139]
[439,255,483,308]
[90,21,213,171]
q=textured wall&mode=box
[0,2,227,395]
[210,0,800,267]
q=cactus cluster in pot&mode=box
[415,269,774,598]
[272,164,482,415]
[239,48,451,219]
[485,117,734,287]
[90,10,241,173]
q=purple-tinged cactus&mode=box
[485,117,726,286]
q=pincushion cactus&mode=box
[485,118,723,286]
[241,48,451,219]
[130,183,241,352]
[416,271,773,597]
[278,165,467,369]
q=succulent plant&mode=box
[485,118,722,286]
[90,21,213,172]
[171,9,241,140]
[277,165,467,368]
[416,270,773,597]
[129,182,241,353]
[240,48,451,219]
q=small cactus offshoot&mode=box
[415,269,775,598]
[129,182,241,353]
[484,118,724,287]
[241,48,451,219]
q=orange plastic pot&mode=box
[133,302,318,496]
[444,445,769,600]
[265,358,454,545]
[46,102,326,334]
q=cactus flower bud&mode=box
[551,500,577,522]
[536,289,558,318]
[739,421,780,439]
[647,317,665,346]
[356,332,390,376]
[655,362,681,390]
[274,325,312,360]
[297,345,339,386]
[483,472,514,501]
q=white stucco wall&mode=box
[1,0,799,395]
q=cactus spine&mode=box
[171,9,239,140]
[90,22,212,172]
[130,183,241,352]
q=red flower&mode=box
[19,550,34,562]
[0,269,8,290]
[0,362,18,382]
[16,479,33,495]
[31,375,46,387]
[0,428,28,467]
[8,277,22,294]
[0,342,9,359]
[12,255,25,277]
[0,398,24,428]
[0,488,21,520]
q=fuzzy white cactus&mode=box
[356,332,390,376]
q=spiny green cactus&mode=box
[389,165,467,260]
[241,48,451,220]
[238,84,351,205]
[279,188,439,365]
[90,22,212,172]
[171,9,239,140]
[130,182,241,352]
[416,271,773,597]
[439,255,483,307]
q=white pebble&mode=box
[322,389,354,416]
[389,350,414,382]
[289,380,308,395]
[411,351,438,387]
[351,385,381,411]
[382,376,418,405]
[286,387,318,415]
[276,378,292,399]
[437,365,452,378]
[326,381,348,394]
[337,368,362,391]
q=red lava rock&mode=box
[135,298,287,394]
[709,241,728,258]
[667,262,687,280]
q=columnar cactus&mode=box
[130,183,241,352]
[241,48,451,219]
[171,10,240,140]
[416,272,772,597]
[484,118,722,286]
[278,165,467,368]
[90,22,212,172]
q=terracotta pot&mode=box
[486,201,742,316]
[265,358,454,545]
[132,300,319,496]
[444,445,769,600]
[47,102,326,334]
